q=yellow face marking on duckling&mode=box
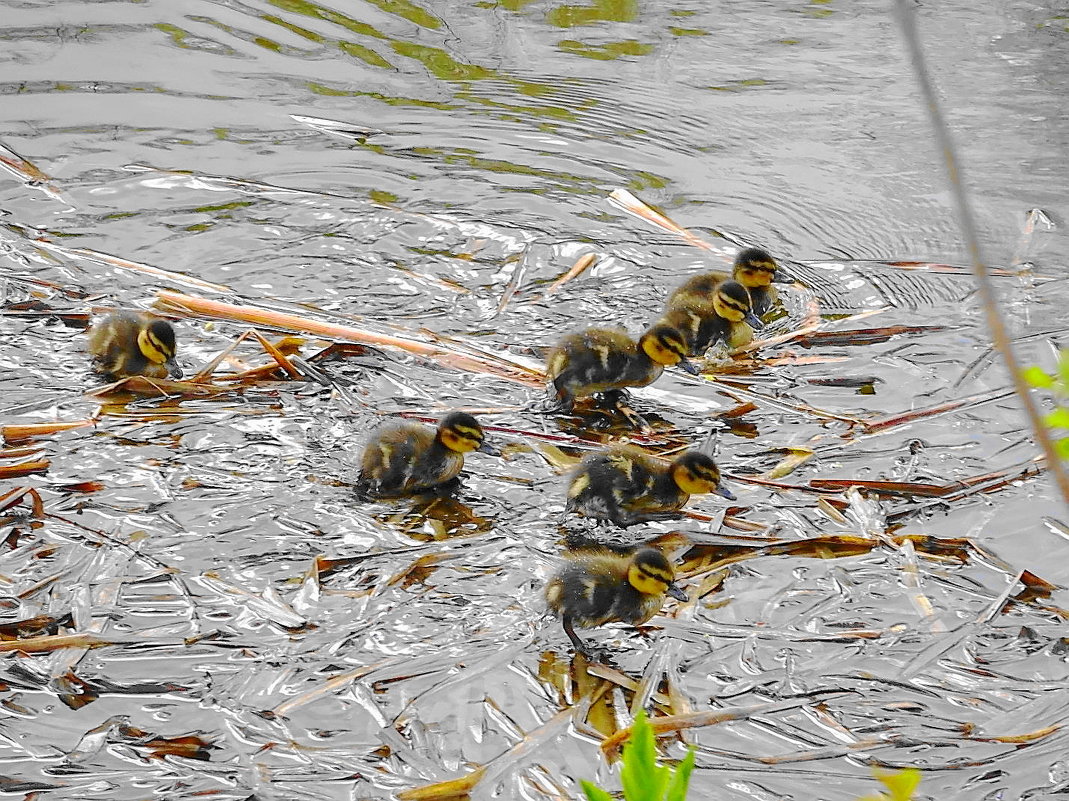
[627,562,673,596]
[137,326,173,365]
[711,291,749,323]
[440,424,485,453]
[641,330,688,366]
[672,462,721,495]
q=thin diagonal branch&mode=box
[894,0,1069,512]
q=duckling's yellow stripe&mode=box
[137,329,170,364]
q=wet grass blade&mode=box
[792,324,947,348]
[730,309,885,355]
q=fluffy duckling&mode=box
[565,445,734,527]
[546,324,697,413]
[661,278,761,355]
[732,247,780,317]
[356,412,492,498]
[88,311,181,381]
[545,546,687,654]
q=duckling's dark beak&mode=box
[667,584,688,602]
[678,357,700,375]
[477,440,499,456]
[714,484,736,501]
[167,360,183,379]
[743,311,764,330]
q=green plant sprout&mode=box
[581,710,694,801]
[857,767,922,801]
[581,712,922,801]
[1022,350,1069,459]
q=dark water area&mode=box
[2,0,1068,798]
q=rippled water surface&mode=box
[2,0,1069,798]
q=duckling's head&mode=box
[627,548,687,601]
[733,247,778,289]
[437,412,492,454]
[137,319,181,377]
[639,324,698,374]
[671,451,736,499]
[710,280,754,323]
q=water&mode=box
[2,0,1068,799]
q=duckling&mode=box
[661,278,761,355]
[565,445,735,527]
[546,323,698,414]
[356,412,492,498]
[545,546,688,654]
[731,246,780,317]
[87,311,181,381]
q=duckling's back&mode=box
[546,327,637,380]
[667,270,730,304]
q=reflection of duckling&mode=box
[88,311,181,380]
[731,247,779,316]
[545,546,687,654]
[662,278,761,354]
[356,412,492,498]
[565,445,734,527]
[546,324,697,413]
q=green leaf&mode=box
[619,710,669,801]
[1045,407,1069,430]
[1022,365,1055,389]
[1058,350,1069,391]
[580,780,615,801]
[873,767,922,801]
[665,747,696,801]
[1054,437,1069,460]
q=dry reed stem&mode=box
[546,253,598,295]
[190,330,255,383]
[156,290,546,387]
[86,376,234,399]
[250,330,303,379]
[895,0,1069,511]
[0,632,121,653]
[599,698,828,757]
[2,420,95,442]
[0,460,50,479]
[607,188,724,252]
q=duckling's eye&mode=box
[453,425,484,445]
[716,294,749,315]
[147,331,173,356]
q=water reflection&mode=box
[1,0,1068,798]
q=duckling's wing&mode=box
[360,424,427,492]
